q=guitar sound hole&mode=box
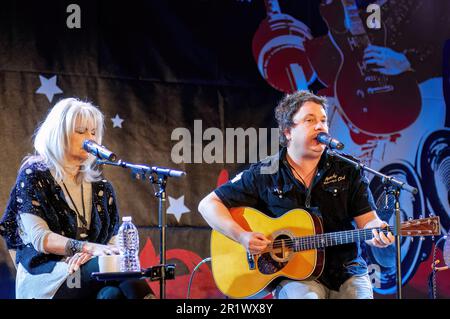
[257,234,292,275]
[272,234,293,261]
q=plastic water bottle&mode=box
[118,216,141,271]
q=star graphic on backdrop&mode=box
[111,114,124,128]
[35,75,63,102]
[167,196,190,223]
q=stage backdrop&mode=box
[0,0,449,299]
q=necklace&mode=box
[288,162,318,188]
[62,181,89,238]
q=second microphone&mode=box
[83,139,117,161]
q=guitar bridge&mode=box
[247,251,256,270]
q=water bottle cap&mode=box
[122,216,132,222]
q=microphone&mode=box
[83,140,117,161]
[316,132,345,150]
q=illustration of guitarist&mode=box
[304,0,449,145]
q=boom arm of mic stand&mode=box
[97,159,186,178]
[326,149,418,194]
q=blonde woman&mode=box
[0,98,153,299]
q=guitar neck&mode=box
[341,0,366,35]
[293,227,389,251]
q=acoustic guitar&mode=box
[210,207,440,298]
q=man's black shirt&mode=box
[214,147,377,291]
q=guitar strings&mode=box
[266,228,392,250]
[254,218,436,254]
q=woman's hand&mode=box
[65,242,120,274]
[66,252,93,274]
[83,242,120,256]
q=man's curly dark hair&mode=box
[274,90,328,147]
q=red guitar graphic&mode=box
[252,0,315,93]
[317,0,421,135]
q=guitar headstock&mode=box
[400,216,440,236]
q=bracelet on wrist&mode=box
[64,239,85,256]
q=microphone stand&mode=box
[97,159,186,299]
[326,149,418,299]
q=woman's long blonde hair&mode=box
[22,98,105,183]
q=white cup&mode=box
[98,255,123,273]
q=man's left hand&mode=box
[370,222,395,248]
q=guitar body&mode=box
[211,207,324,299]
[210,205,440,299]
[319,0,421,135]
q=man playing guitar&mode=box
[198,90,395,299]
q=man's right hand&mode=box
[238,232,271,254]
